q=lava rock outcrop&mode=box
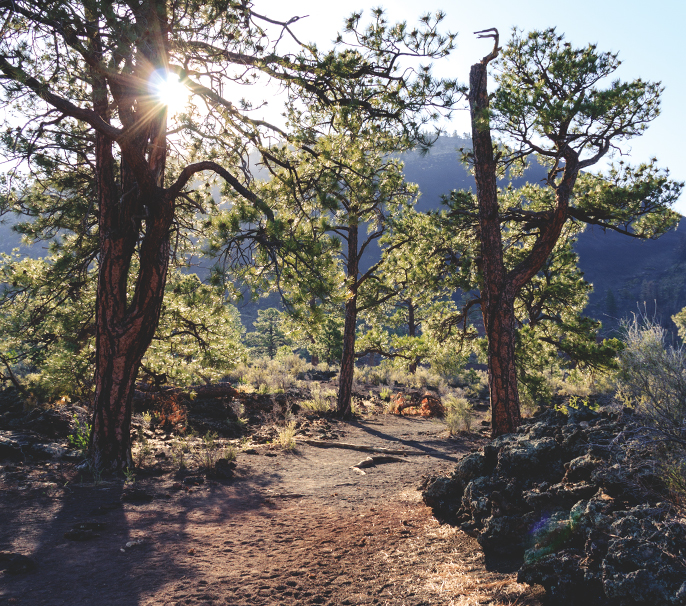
[422,407,686,605]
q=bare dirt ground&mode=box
[0,413,546,606]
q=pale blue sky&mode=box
[254,0,686,213]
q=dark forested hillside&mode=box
[402,136,686,333]
[576,221,686,334]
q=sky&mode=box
[250,0,686,214]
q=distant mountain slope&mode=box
[0,217,26,254]
[576,221,686,333]
[2,136,683,333]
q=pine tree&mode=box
[463,28,682,436]
[245,308,290,360]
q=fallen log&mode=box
[300,439,426,456]
[350,454,411,475]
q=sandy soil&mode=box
[0,413,545,606]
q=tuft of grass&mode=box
[277,421,297,451]
[200,431,220,469]
[223,445,237,462]
[134,427,153,468]
[444,396,474,435]
[170,437,190,470]
[379,387,392,401]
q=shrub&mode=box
[67,414,91,453]
[616,316,686,502]
[223,445,237,462]
[300,383,335,413]
[616,316,686,448]
[444,396,474,435]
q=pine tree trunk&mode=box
[337,296,358,417]
[483,292,522,436]
[89,18,172,469]
[469,45,523,437]
[91,184,172,470]
[337,222,359,417]
[407,299,419,374]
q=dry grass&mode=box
[444,395,474,434]
[424,561,533,605]
[370,510,543,606]
[277,420,297,451]
[300,383,336,413]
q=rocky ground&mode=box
[422,405,686,605]
[0,384,547,606]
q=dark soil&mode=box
[0,404,546,606]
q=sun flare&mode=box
[150,70,189,117]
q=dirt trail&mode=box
[0,416,545,606]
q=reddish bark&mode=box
[88,4,174,470]
[469,41,521,437]
[407,299,420,374]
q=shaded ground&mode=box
[1,413,545,606]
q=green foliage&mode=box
[672,307,686,343]
[0,257,246,397]
[356,208,478,374]
[67,415,91,454]
[245,308,291,360]
[554,395,600,416]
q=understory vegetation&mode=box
[5,301,685,498]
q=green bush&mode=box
[444,396,474,435]
[67,414,91,453]
[300,383,335,413]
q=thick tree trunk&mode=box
[91,184,172,470]
[337,223,359,417]
[469,41,523,437]
[483,291,522,436]
[89,3,172,470]
[468,36,576,437]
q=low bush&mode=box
[616,315,686,503]
[300,383,335,413]
[616,316,686,447]
[444,395,473,435]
